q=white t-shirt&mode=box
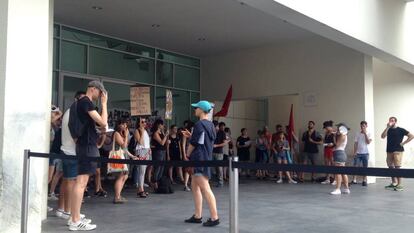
[354,131,372,154]
[60,109,76,156]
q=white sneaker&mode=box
[68,220,96,231]
[342,188,351,194]
[276,179,283,184]
[47,206,53,212]
[48,193,59,201]
[331,181,337,185]
[330,189,341,195]
[56,209,71,218]
[143,183,149,188]
[321,180,330,185]
[67,216,92,226]
[289,180,297,184]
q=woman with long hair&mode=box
[151,119,168,190]
[181,120,194,191]
[330,123,351,195]
[134,117,151,198]
[167,125,184,184]
[112,119,137,203]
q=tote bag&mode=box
[107,139,128,174]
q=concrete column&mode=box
[363,55,376,184]
[0,0,53,233]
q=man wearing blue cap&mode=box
[182,100,220,227]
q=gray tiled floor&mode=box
[43,178,414,233]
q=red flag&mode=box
[287,104,295,147]
[214,85,232,117]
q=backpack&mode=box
[155,176,174,194]
[68,100,85,140]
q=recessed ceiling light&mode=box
[92,6,103,10]
[151,24,161,28]
[197,38,206,41]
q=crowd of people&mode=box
[47,81,414,231]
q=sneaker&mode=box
[184,186,191,192]
[321,179,330,185]
[68,220,96,231]
[276,179,283,184]
[185,215,202,224]
[66,215,90,226]
[288,180,297,184]
[331,180,337,186]
[203,218,220,227]
[55,209,65,218]
[47,206,53,212]
[362,181,368,187]
[394,185,404,191]
[59,212,71,220]
[330,189,341,195]
[385,184,397,190]
[144,183,149,188]
[48,192,58,201]
[351,180,358,185]
[342,188,351,194]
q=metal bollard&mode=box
[229,156,239,233]
[21,150,30,233]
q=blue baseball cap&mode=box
[191,100,213,112]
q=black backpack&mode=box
[68,100,85,140]
[155,176,174,194]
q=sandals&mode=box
[185,215,202,224]
[113,196,127,204]
[137,192,147,198]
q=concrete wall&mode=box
[373,58,414,168]
[244,0,414,74]
[202,36,368,158]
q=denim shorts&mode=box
[49,158,63,172]
[76,145,100,175]
[276,152,287,160]
[353,153,369,168]
[333,150,347,163]
[62,157,78,179]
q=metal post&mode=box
[21,150,30,233]
[229,156,239,233]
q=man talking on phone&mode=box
[381,117,414,192]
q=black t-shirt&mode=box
[324,133,335,148]
[237,136,251,154]
[387,127,409,152]
[302,130,322,153]
[213,130,226,154]
[77,97,98,146]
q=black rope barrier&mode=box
[27,151,414,178]
[232,162,414,178]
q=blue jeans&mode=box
[353,153,369,167]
